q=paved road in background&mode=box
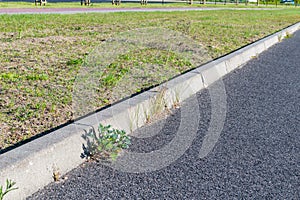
[28,30,300,199]
[0,7,277,15]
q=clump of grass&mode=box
[145,87,167,123]
[66,58,84,66]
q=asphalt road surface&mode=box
[28,30,300,199]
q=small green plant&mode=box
[0,179,18,200]
[84,124,131,161]
[284,32,292,39]
[66,58,84,66]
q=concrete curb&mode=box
[1,22,299,199]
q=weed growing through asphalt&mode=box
[0,179,18,200]
[83,124,131,161]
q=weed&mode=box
[18,29,22,39]
[0,179,18,200]
[0,73,20,82]
[284,32,293,39]
[145,87,167,123]
[25,74,49,81]
[66,58,84,66]
[52,165,60,182]
[82,124,131,161]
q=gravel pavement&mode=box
[28,30,300,199]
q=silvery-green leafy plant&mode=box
[84,124,131,161]
[0,179,18,200]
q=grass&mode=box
[0,8,300,150]
[0,179,18,200]
[0,1,298,9]
[0,2,185,8]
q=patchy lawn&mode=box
[0,9,300,150]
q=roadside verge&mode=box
[0,22,299,199]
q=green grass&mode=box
[0,2,207,9]
[0,9,299,150]
[0,1,298,9]
[0,2,173,8]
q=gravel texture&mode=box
[28,30,300,199]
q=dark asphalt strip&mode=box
[28,31,300,199]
